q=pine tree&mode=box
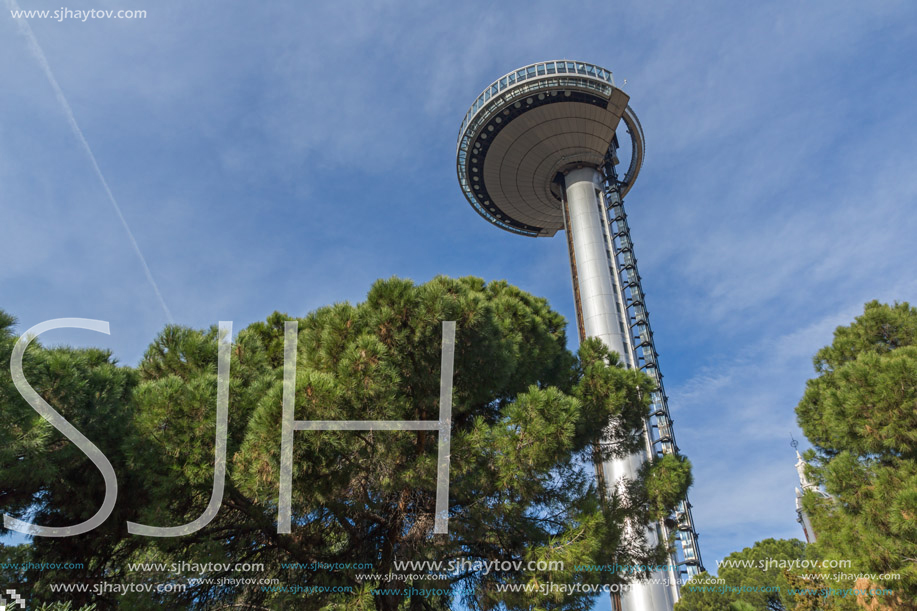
[0,312,143,608]
[2,277,694,610]
[796,300,917,609]
[675,538,806,611]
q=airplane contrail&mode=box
[7,0,174,323]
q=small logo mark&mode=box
[0,588,26,610]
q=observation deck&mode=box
[456,60,644,237]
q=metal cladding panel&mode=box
[566,168,628,354]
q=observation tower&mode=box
[456,61,703,610]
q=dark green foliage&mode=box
[796,301,917,605]
[675,538,806,611]
[0,313,142,608]
[574,338,648,460]
[1,277,694,610]
[638,454,693,522]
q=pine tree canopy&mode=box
[796,300,917,608]
[1,276,694,610]
[675,538,805,611]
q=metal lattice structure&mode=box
[601,134,703,579]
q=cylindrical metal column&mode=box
[564,167,675,611]
[564,168,628,354]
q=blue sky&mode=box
[2,0,916,608]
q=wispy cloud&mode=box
[6,0,173,322]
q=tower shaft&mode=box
[564,168,629,351]
[563,167,677,610]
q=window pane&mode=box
[499,77,507,89]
